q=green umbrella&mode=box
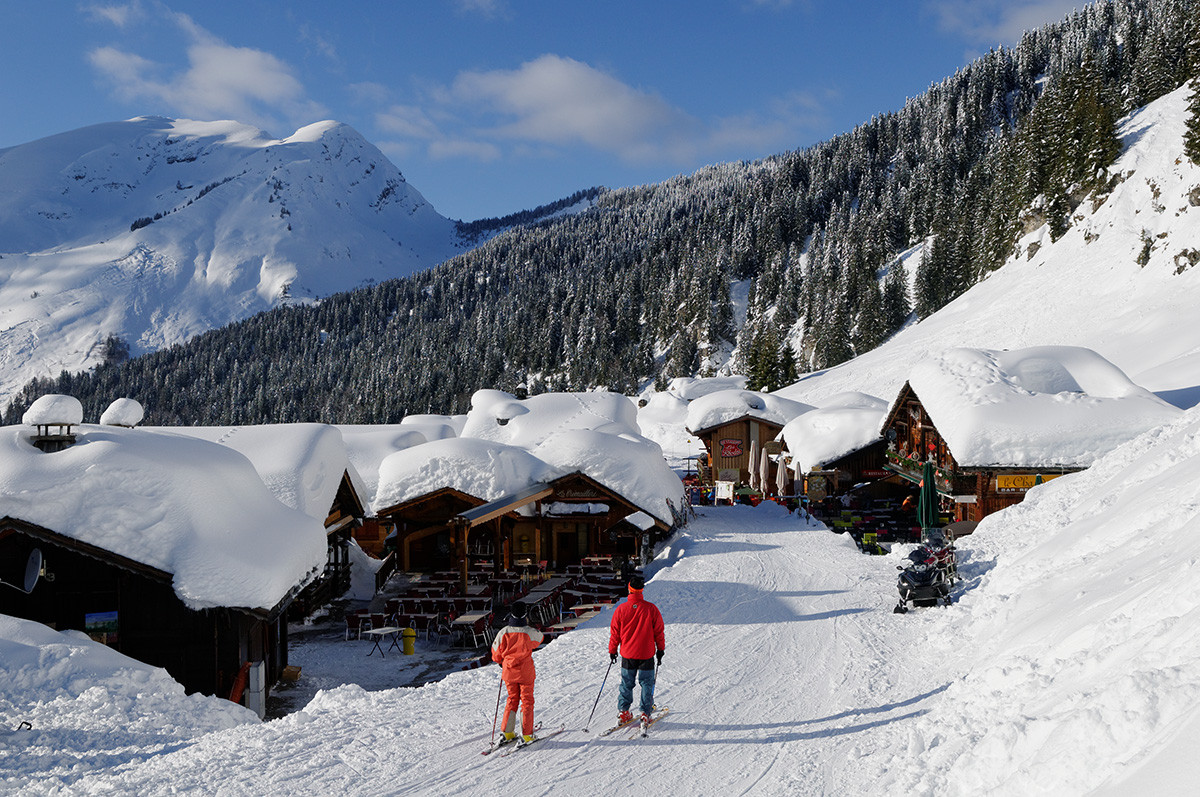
[917,460,939,536]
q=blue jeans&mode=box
[617,664,656,715]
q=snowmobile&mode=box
[893,550,952,613]
[913,530,958,583]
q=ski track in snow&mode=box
[35,503,956,796]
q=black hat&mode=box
[628,574,645,591]
[509,602,528,621]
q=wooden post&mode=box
[492,518,503,578]
[453,517,470,597]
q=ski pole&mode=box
[490,674,504,745]
[582,657,614,732]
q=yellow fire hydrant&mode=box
[402,627,416,656]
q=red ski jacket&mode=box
[608,589,665,661]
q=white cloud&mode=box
[373,53,827,167]
[923,0,1080,45]
[87,10,325,132]
[83,1,144,28]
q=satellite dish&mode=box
[23,548,42,593]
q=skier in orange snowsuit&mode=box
[491,601,544,742]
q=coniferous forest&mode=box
[5,0,1199,426]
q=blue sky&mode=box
[1,1,1082,221]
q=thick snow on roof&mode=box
[0,424,327,611]
[663,375,748,401]
[156,424,362,523]
[686,388,814,434]
[533,429,682,525]
[636,391,705,471]
[907,346,1181,468]
[780,392,888,473]
[99,398,144,427]
[461,389,641,446]
[372,437,559,512]
[22,394,82,426]
[336,418,459,507]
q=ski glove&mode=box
[610,652,618,663]
[656,650,664,666]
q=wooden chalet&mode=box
[689,415,786,487]
[289,470,364,618]
[796,439,891,501]
[536,472,671,567]
[374,487,493,572]
[0,516,294,713]
[881,382,1076,523]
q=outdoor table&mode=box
[450,610,492,647]
[567,603,606,617]
[362,626,402,657]
[547,610,599,632]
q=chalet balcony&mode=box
[884,450,954,494]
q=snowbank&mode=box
[0,424,327,611]
[461,389,641,446]
[864,403,1200,795]
[906,346,1181,468]
[0,615,256,792]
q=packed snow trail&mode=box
[67,503,947,796]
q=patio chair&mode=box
[369,613,387,630]
[345,613,364,640]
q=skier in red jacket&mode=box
[608,573,665,726]
[491,601,544,743]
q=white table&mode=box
[362,626,402,657]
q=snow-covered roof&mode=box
[461,389,641,446]
[663,375,748,401]
[0,424,326,611]
[156,424,365,524]
[904,346,1182,468]
[372,437,558,512]
[336,417,460,507]
[780,392,888,473]
[534,429,682,526]
[685,389,815,434]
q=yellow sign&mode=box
[996,473,1061,491]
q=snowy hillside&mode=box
[0,117,472,401]
[776,83,1200,412]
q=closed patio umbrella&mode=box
[759,446,771,495]
[748,440,759,490]
[917,460,939,537]
[775,453,789,495]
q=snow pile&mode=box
[861,403,1200,795]
[21,394,82,426]
[337,420,459,507]
[0,615,256,792]
[779,391,888,473]
[907,345,1181,467]
[99,397,144,427]
[685,388,814,433]
[774,84,1200,412]
[0,424,327,610]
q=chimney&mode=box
[23,394,84,452]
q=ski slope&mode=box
[6,505,930,795]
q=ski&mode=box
[630,707,670,738]
[498,724,567,757]
[482,721,542,755]
[598,706,668,737]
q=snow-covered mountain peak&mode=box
[0,116,477,402]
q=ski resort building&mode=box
[0,409,328,715]
[685,389,814,488]
[880,347,1181,522]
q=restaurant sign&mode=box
[719,438,744,458]
[996,473,1061,492]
